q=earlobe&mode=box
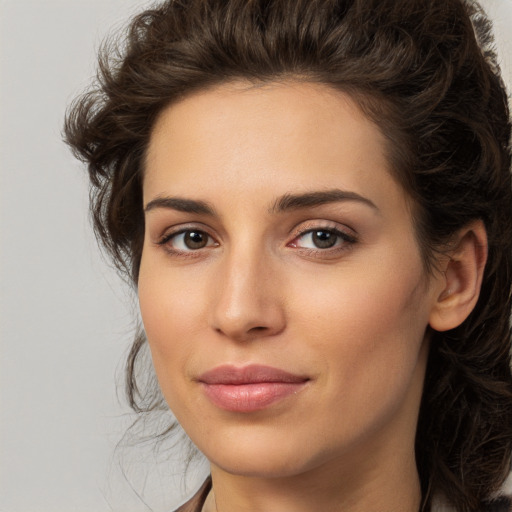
[428,220,488,332]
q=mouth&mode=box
[197,364,310,413]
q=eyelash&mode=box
[156,224,357,258]
[157,228,218,258]
[287,226,357,255]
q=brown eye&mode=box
[184,231,209,249]
[159,229,217,252]
[311,230,338,249]
[288,226,357,254]
[296,229,343,249]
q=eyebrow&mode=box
[144,196,216,215]
[270,189,379,213]
[144,188,378,216]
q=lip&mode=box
[197,365,310,412]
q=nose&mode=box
[209,247,286,342]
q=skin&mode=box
[138,81,459,512]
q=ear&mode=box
[429,220,488,332]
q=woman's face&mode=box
[139,82,442,480]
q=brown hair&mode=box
[64,0,512,510]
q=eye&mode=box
[299,230,340,249]
[158,229,217,252]
[289,227,356,251]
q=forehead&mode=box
[144,81,404,211]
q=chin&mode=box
[196,427,336,479]
[212,451,318,479]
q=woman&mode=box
[65,0,512,511]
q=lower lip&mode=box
[201,382,307,412]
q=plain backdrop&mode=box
[1,1,512,511]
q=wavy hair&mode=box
[64,0,512,510]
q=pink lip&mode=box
[197,365,309,412]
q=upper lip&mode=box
[197,364,309,385]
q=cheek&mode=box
[137,261,203,393]
[288,249,431,394]
[138,279,209,426]
[288,281,429,451]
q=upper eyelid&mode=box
[295,226,355,239]
[156,222,216,239]
[290,219,357,237]
[158,227,216,245]
[290,227,357,247]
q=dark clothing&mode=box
[174,477,212,512]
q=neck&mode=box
[206,436,422,512]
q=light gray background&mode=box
[1,1,511,511]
